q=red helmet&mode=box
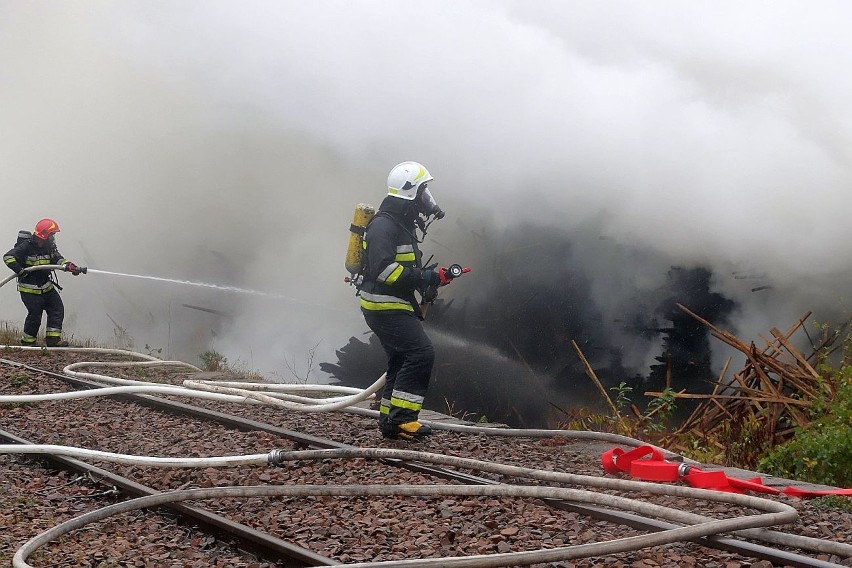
[33,218,60,241]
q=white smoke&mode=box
[2,1,851,379]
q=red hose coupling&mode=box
[630,459,681,482]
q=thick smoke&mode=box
[322,219,739,427]
[2,2,851,404]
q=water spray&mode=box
[84,268,295,300]
[1,265,336,310]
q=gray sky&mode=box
[2,1,851,376]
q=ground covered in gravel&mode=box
[1,347,850,567]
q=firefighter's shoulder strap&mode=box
[372,210,421,244]
[356,211,392,279]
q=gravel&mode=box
[1,348,850,567]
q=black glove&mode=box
[421,284,438,303]
[420,268,441,288]
[65,262,82,275]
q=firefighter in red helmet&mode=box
[4,219,84,346]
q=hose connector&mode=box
[267,449,287,466]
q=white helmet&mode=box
[387,161,433,200]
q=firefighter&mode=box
[359,161,454,440]
[4,219,83,347]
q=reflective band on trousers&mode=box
[391,389,424,411]
[359,292,413,312]
[390,397,423,411]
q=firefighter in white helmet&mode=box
[358,161,453,440]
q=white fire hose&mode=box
[0,275,849,565]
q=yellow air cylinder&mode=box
[345,203,376,275]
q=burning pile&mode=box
[653,304,844,463]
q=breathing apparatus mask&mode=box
[416,183,444,220]
[414,183,445,234]
[35,234,55,247]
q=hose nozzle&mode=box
[447,264,472,279]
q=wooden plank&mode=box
[770,328,821,380]
[644,391,811,406]
[571,340,620,417]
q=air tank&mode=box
[345,203,376,275]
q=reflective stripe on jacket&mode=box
[4,237,68,294]
[358,203,428,317]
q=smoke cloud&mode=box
[2,2,851,391]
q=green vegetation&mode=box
[810,495,852,511]
[443,397,490,424]
[559,383,679,442]
[643,387,678,434]
[10,373,29,386]
[758,361,852,487]
[199,350,227,371]
[556,321,852,490]
[4,402,35,408]
[196,350,264,380]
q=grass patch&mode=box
[809,495,852,511]
[9,373,30,386]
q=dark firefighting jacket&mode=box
[4,233,70,294]
[359,196,430,318]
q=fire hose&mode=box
[602,444,852,498]
[1,349,850,566]
[4,441,851,566]
[0,264,87,289]
[1,269,849,565]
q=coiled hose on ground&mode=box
[2,348,850,566]
[1,268,849,566]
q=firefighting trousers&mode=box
[363,311,435,427]
[20,289,64,343]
